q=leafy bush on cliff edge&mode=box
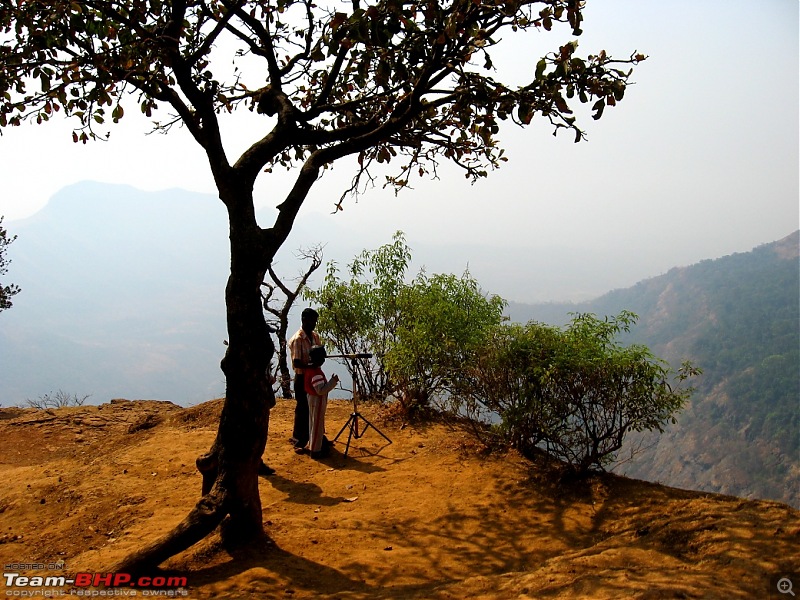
[452,312,700,473]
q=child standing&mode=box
[304,345,339,459]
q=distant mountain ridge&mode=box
[508,231,800,507]
[0,182,232,404]
[0,181,484,404]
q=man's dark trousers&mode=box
[292,373,309,448]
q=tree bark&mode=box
[274,318,293,399]
[112,184,277,573]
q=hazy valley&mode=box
[1,182,797,509]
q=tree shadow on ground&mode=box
[178,536,376,598]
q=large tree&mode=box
[0,0,642,571]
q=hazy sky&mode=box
[0,0,797,302]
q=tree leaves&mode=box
[592,98,605,120]
[453,312,699,472]
[0,216,21,313]
[0,0,644,200]
[305,231,506,414]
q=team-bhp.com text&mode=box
[4,573,188,597]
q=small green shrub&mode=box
[453,312,700,472]
[386,270,505,416]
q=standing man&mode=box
[288,307,321,451]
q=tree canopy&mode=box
[1,0,643,213]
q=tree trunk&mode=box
[112,141,324,574]
[275,321,293,399]
[213,212,275,539]
[113,188,276,574]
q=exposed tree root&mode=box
[112,412,267,574]
[110,491,229,575]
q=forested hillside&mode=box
[507,231,799,507]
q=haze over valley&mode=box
[1,182,796,509]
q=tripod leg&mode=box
[344,416,356,456]
[334,410,391,457]
[333,413,359,456]
[352,412,392,444]
[334,415,353,443]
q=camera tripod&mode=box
[329,354,392,456]
[333,393,393,456]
